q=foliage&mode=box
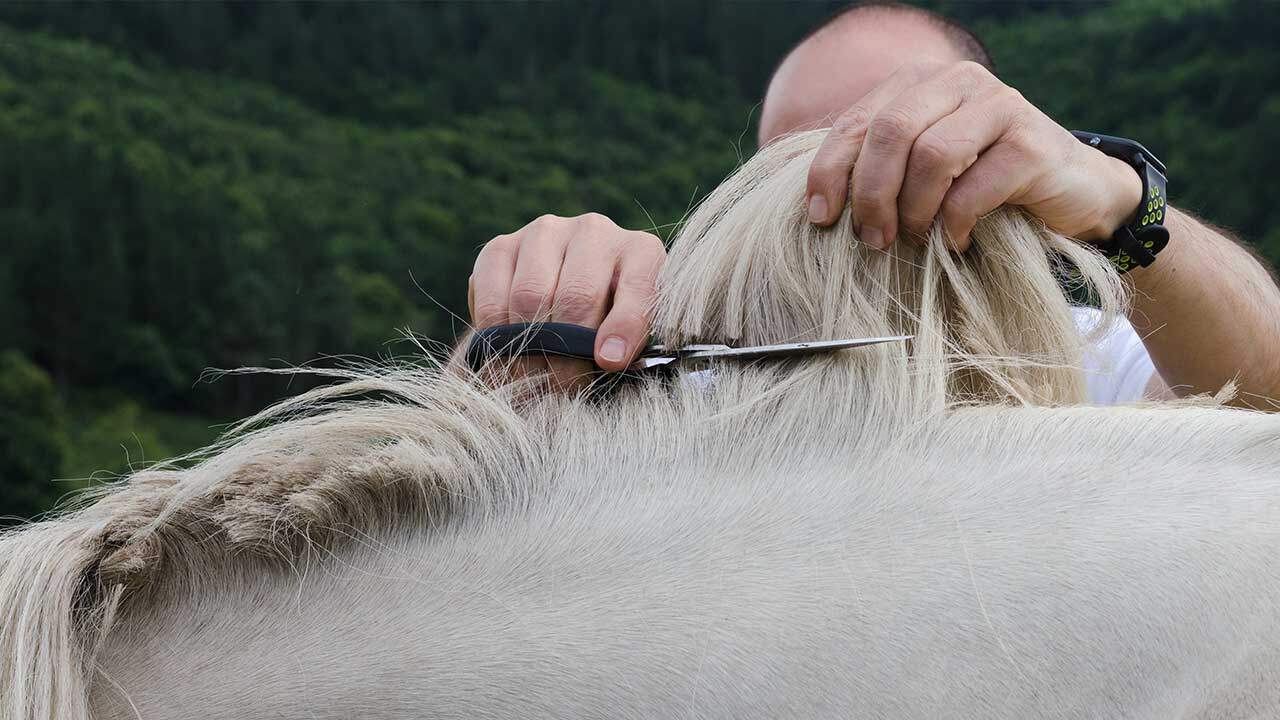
[0,351,67,522]
[0,24,745,420]
[60,397,225,486]
[977,0,1280,264]
[0,0,1274,519]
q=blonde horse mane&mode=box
[656,131,1126,408]
[1,131,1271,720]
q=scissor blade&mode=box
[680,334,912,361]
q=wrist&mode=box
[1126,205,1186,293]
[1079,156,1144,242]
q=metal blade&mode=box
[680,334,912,361]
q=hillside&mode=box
[1,0,1276,520]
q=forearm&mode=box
[1128,207,1280,409]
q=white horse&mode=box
[4,131,1280,720]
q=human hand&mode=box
[804,60,1142,251]
[467,213,665,389]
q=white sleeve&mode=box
[1072,307,1157,405]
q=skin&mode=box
[465,9,1280,407]
[466,212,665,389]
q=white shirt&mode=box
[1073,307,1157,404]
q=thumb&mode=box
[594,246,661,371]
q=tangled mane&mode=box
[0,130,1252,720]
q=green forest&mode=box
[2,0,1277,521]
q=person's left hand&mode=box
[804,60,1143,251]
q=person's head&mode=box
[758,2,994,146]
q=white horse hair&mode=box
[3,131,1280,719]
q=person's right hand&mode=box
[468,213,665,389]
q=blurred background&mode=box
[1,0,1276,521]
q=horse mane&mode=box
[0,129,1214,719]
[655,131,1127,408]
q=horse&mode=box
[3,131,1279,719]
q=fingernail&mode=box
[807,194,829,224]
[861,226,884,249]
[600,336,627,363]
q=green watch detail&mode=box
[1071,131,1170,274]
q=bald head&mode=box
[759,4,993,145]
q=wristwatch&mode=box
[1071,131,1169,274]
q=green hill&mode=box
[1,0,1276,520]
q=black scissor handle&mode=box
[466,322,601,371]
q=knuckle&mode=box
[852,189,890,223]
[472,299,507,325]
[630,231,665,254]
[997,85,1025,107]
[572,213,627,247]
[509,281,553,315]
[617,272,659,301]
[852,165,896,206]
[554,282,602,319]
[867,108,914,149]
[911,134,953,174]
[832,105,872,134]
[531,213,565,229]
[940,193,975,225]
[481,232,515,256]
[577,211,614,226]
[954,60,993,82]
[573,212,619,238]
[806,159,834,189]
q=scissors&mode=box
[465,322,911,371]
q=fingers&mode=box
[850,62,997,248]
[508,216,571,324]
[938,138,1037,251]
[467,213,664,389]
[594,233,665,371]
[469,232,518,328]
[467,276,475,324]
[552,216,624,328]
[806,62,939,227]
[544,215,628,387]
[896,87,1021,242]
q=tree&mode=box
[0,350,69,522]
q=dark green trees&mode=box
[0,1,1274,520]
[0,351,68,522]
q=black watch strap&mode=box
[1071,131,1170,274]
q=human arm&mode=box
[802,60,1280,408]
[1127,208,1280,408]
